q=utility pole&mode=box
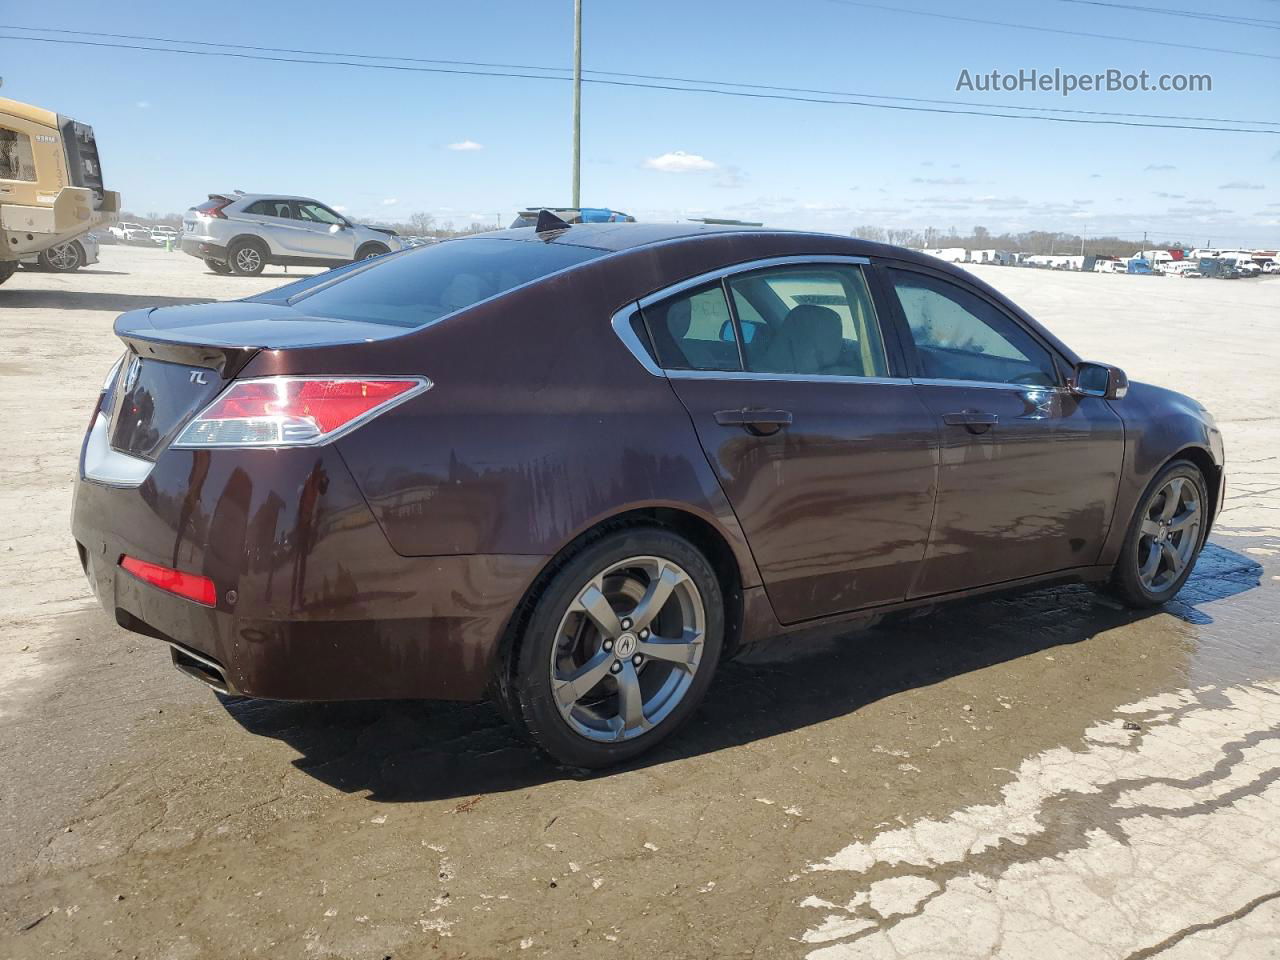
[571,0,582,207]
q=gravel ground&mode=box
[1,245,1277,959]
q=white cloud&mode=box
[1219,181,1264,191]
[135,100,151,109]
[333,205,348,212]
[447,140,484,152]
[644,150,717,173]
[380,198,399,206]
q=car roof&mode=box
[224,194,320,205]
[473,221,938,265]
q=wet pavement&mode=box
[1,249,1277,958]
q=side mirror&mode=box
[328,223,343,234]
[1073,361,1128,400]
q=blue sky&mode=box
[3,1,1277,243]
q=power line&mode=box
[824,0,1280,60]
[1039,0,1280,29]
[4,24,1276,128]
[1,32,1276,135]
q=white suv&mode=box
[180,193,402,275]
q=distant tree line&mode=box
[849,225,1187,258]
[116,209,500,239]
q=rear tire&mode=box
[504,528,724,768]
[39,241,85,272]
[0,261,15,286]
[205,258,232,275]
[227,240,266,276]
[1108,459,1209,608]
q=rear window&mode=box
[286,238,606,328]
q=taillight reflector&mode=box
[173,376,430,448]
[120,556,217,606]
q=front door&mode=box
[881,265,1125,597]
[644,259,940,624]
[292,201,356,259]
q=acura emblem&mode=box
[123,356,142,392]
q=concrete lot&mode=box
[1,244,1277,959]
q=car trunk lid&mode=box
[108,301,410,459]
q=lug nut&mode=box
[602,639,613,651]
[639,628,649,639]
[620,618,632,630]
[632,655,643,667]
[610,662,623,674]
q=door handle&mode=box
[942,411,999,434]
[714,408,793,436]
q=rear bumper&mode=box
[72,441,545,701]
[180,237,227,261]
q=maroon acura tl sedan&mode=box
[73,220,1224,766]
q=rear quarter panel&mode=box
[236,237,860,589]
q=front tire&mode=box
[504,528,724,768]
[38,241,84,272]
[1109,459,1209,608]
[354,242,389,261]
[227,240,266,276]
[205,258,232,275]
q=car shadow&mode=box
[0,291,214,311]
[220,542,1262,803]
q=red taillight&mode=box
[173,376,430,448]
[120,556,217,606]
[206,201,230,219]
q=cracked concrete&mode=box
[1,249,1277,959]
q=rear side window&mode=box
[288,238,606,327]
[193,198,229,213]
[643,284,740,371]
[0,127,36,182]
[727,265,889,377]
[246,199,293,218]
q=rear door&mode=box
[640,256,940,624]
[879,263,1125,597]
[237,198,310,256]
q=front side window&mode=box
[0,127,36,182]
[643,284,740,372]
[287,237,606,327]
[296,202,343,225]
[889,270,1058,386]
[727,264,889,377]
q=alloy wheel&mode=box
[1136,476,1201,592]
[235,248,262,272]
[47,243,81,271]
[550,556,705,742]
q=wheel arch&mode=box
[1169,444,1222,530]
[490,504,749,703]
[228,233,270,256]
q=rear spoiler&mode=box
[114,308,258,379]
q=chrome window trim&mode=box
[83,412,154,487]
[912,377,1069,393]
[610,254,890,380]
[668,370,913,385]
[634,254,872,310]
[610,304,665,377]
